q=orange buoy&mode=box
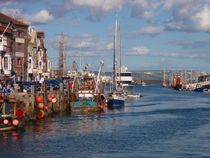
[12,119,19,126]
[36,109,45,119]
[38,103,44,109]
[36,96,43,103]
[3,119,9,125]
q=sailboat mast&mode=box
[113,23,117,91]
[112,15,121,91]
[119,20,122,84]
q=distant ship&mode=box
[116,66,134,88]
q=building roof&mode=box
[0,12,28,27]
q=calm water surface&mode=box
[1,84,210,158]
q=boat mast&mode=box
[112,16,119,91]
[113,15,121,91]
[119,18,122,86]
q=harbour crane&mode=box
[95,61,104,94]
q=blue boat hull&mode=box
[107,99,124,109]
[194,87,204,92]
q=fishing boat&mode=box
[107,16,125,109]
[69,61,106,113]
[171,74,183,90]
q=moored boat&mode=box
[69,61,107,113]
[0,114,24,132]
[107,16,125,109]
[0,94,25,132]
[116,66,134,88]
[107,92,125,109]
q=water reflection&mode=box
[0,130,24,158]
[0,130,22,142]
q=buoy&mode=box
[52,98,57,103]
[36,109,45,119]
[15,109,24,119]
[44,106,49,111]
[12,119,19,126]
[3,119,9,125]
[48,96,53,102]
[38,103,44,109]
[36,96,43,103]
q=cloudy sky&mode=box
[1,0,210,72]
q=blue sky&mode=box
[1,0,210,72]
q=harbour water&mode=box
[1,84,210,158]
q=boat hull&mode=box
[0,116,24,132]
[71,99,104,113]
[193,87,204,92]
[107,99,124,109]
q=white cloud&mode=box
[2,0,210,33]
[65,0,124,21]
[140,26,164,35]
[128,46,149,55]
[2,8,25,19]
[1,8,53,25]
[165,1,210,32]
[129,0,160,20]
[195,6,210,31]
[51,33,113,57]
[29,9,54,24]
[53,0,159,21]
[71,0,123,11]
[163,0,192,9]
[153,51,203,59]
[143,11,154,20]
[126,25,164,37]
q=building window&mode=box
[39,61,42,69]
[18,32,21,37]
[17,58,21,65]
[28,59,32,69]
[4,56,8,69]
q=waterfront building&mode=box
[0,12,28,81]
[36,32,50,80]
[0,12,50,81]
[0,24,12,78]
[27,26,37,81]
